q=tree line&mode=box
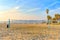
[46,9,60,23]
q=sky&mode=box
[0,0,60,21]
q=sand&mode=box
[0,23,60,40]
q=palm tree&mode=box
[55,14,60,20]
[46,9,49,24]
[46,9,49,14]
[47,15,52,24]
[47,15,52,20]
[55,14,60,23]
[52,17,57,23]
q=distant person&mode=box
[7,19,10,28]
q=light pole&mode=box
[46,9,49,24]
[7,19,10,28]
[8,19,10,28]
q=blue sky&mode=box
[0,0,60,21]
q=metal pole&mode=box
[8,19,10,28]
[7,19,10,28]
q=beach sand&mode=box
[0,23,60,40]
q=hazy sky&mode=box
[0,0,60,21]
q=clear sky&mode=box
[0,0,60,21]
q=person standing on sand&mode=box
[7,19,10,28]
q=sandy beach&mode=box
[0,23,59,40]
